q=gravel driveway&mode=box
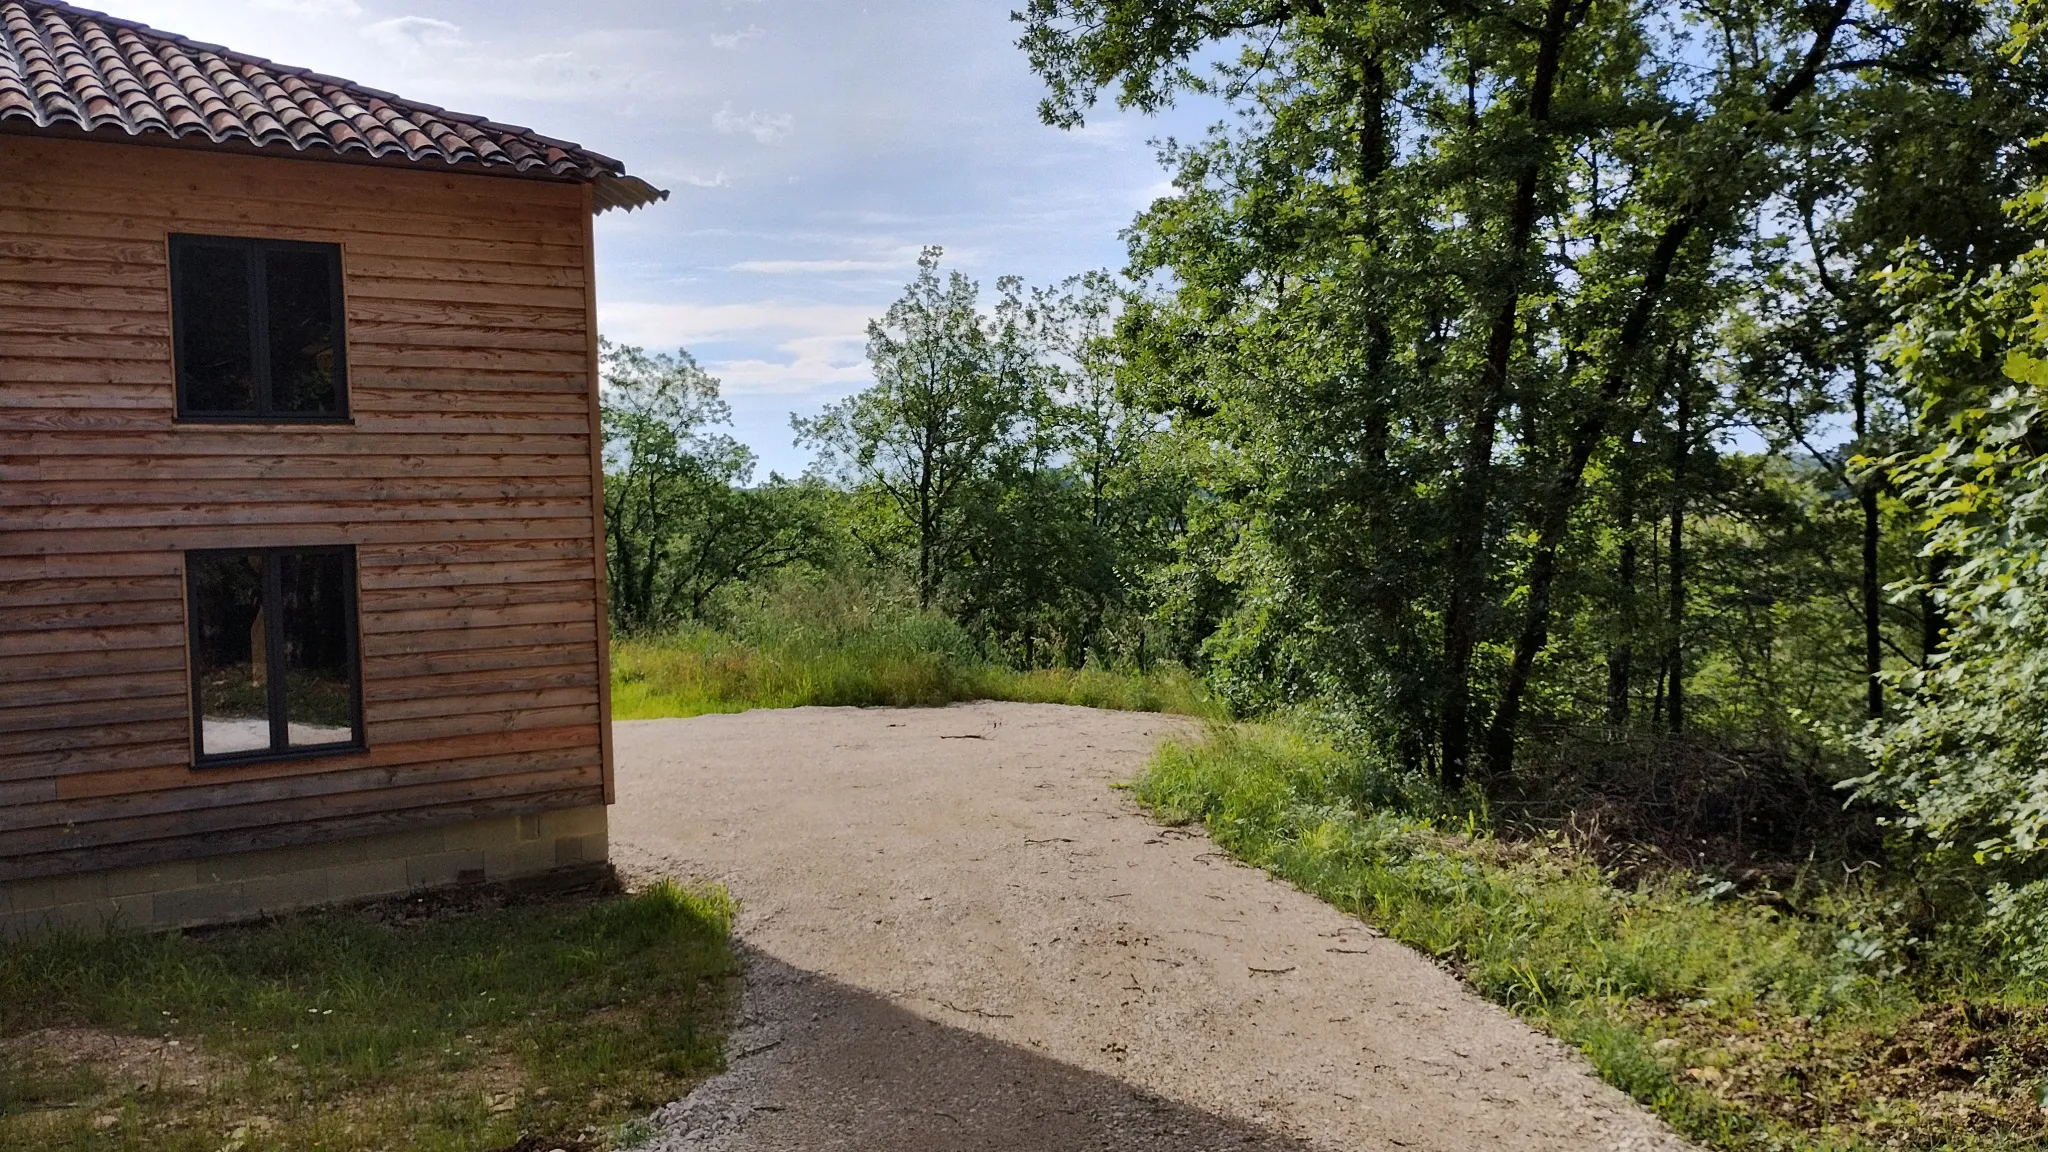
[611,703,1694,1152]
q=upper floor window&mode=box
[170,234,349,421]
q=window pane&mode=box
[189,552,271,756]
[266,248,341,415]
[279,551,356,747]
[175,243,255,412]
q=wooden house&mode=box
[0,1,665,935]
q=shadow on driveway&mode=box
[643,947,1320,1151]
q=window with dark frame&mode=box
[187,547,363,765]
[169,234,349,421]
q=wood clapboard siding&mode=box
[0,134,611,883]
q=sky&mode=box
[100,0,1219,476]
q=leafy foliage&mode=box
[610,573,1219,721]
[798,252,1190,666]
[1857,188,2048,967]
[1013,0,2048,796]
[602,340,829,632]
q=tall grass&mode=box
[1138,723,2048,1151]
[610,572,1222,720]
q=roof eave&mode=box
[593,172,670,214]
[1,119,670,213]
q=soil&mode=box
[610,702,1697,1152]
[0,1027,215,1096]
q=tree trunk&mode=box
[1667,378,1688,736]
[1482,219,1695,781]
[1922,553,1947,665]
[917,410,939,611]
[1437,0,1577,792]
[1605,436,1639,728]
[1861,488,1882,715]
[1479,0,1853,782]
[1854,365,1882,719]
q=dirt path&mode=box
[611,703,1693,1152]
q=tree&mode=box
[1725,1,2048,723]
[1858,185,2048,875]
[1018,0,1880,787]
[601,340,823,632]
[1034,273,1182,665]
[797,248,1034,610]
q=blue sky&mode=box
[104,0,1217,475]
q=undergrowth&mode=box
[612,628,1216,719]
[0,881,739,1152]
[1136,723,2048,1151]
[610,575,1221,720]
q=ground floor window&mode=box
[186,546,363,764]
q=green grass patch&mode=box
[611,625,1221,720]
[1136,723,2048,1151]
[610,569,1223,721]
[0,881,739,1152]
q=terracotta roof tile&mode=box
[0,1,666,212]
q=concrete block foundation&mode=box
[0,805,609,939]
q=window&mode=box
[169,234,348,420]
[187,547,363,764]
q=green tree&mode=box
[1725,1,2048,725]
[1857,185,2048,929]
[601,340,824,632]
[1019,0,1875,787]
[1027,273,1183,666]
[796,248,1035,610]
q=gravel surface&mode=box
[612,703,1696,1152]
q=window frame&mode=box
[168,233,352,424]
[185,544,367,769]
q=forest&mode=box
[600,1,2048,1144]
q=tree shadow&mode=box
[648,946,1322,1151]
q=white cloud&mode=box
[730,258,909,274]
[255,0,362,15]
[599,300,873,345]
[351,18,672,105]
[710,351,872,396]
[1137,178,1180,204]
[598,302,875,397]
[710,25,764,49]
[363,15,466,58]
[679,170,733,188]
[712,104,794,144]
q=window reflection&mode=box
[188,551,271,756]
[280,552,354,747]
[187,548,359,761]
[267,248,340,414]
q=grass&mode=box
[610,625,1222,721]
[0,880,739,1152]
[610,569,1224,722]
[200,666,353,727]
[1136,722,2048,1151]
